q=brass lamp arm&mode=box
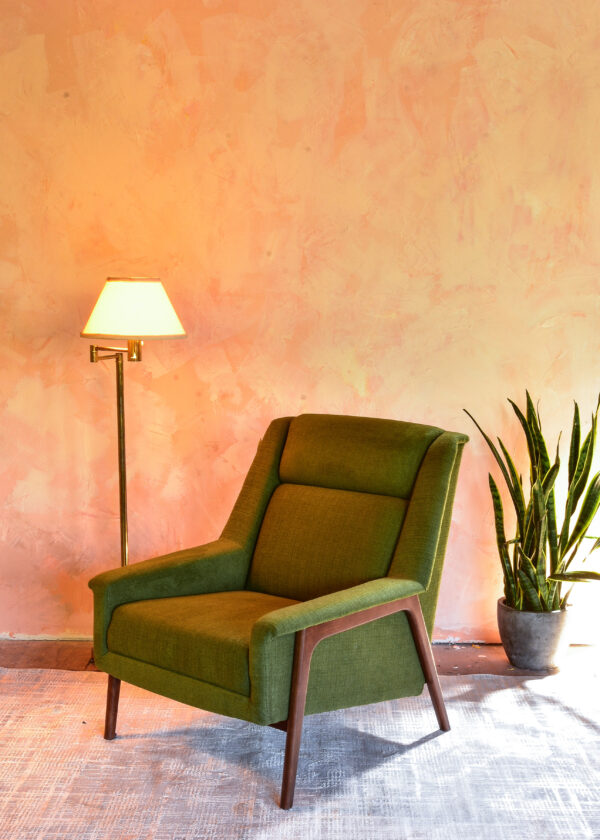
[89,340,143,363]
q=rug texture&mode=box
[0,667,598,840]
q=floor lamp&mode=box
[81,277,186,567]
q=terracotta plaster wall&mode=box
[1,0,599,641]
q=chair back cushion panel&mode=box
[247,484,408,601]
[279,414,442,498]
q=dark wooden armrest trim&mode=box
[275,593,449,809]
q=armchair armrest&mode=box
[252,576,425,643]
[89,538,249,656]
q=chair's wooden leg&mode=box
[404,596,450,731]
[104,675,121,740]
[280,629,313,810]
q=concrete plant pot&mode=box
[497,598,570,670]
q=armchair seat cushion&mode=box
[107,590,299,697]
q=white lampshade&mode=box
[81,278,186,339]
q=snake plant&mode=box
[465,393,600,612]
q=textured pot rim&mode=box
[497,597,566,616]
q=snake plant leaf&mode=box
[547,578,561,610]
[559,494,576,560]
[568,401,581,485]
[540,450,560,572]
[523,494,544,561]
[546,440,560,573]
[497,437,526,536]
[517,568,543,611]
[550,571,600,582]
[570,417,597,506]
[564,471,600,555]
[530,481,550,605]
[517,545,538,582]
[573,421,596,502]
[559,585,574,609]
[520,397,558,574]
[587,536,600,553]
[508,399,538,481]
[463,410,523,519]
[523,478,546,560]
[489,474,517,606]
[555,540,585,578]
[528,393,551,476]
[559,422,597,558]
[535,522,549,598]
[532,478,546,526]
[522,498,536,559]
[541,461,560,499]
[525,390,538,438]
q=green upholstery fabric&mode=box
[89,539,250,658]
[304,614,425,715]
[96,650,257,723]
[280,414,443,497]
[252,577,425,640]
[89,413,468,728]
[389,432,467,587]
[221,417,291,552]
[250,578,426,722]
[249,612,426,723]
[388,431,468,635]
[95,591,425,726]
[107,590,299,696]
[247,484,408,600]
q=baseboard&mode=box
[0,634,489,644]
[0,635,93,641]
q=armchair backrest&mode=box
[220,414,467,604]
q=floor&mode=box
[0,639,579,675]
[2,663,596,840]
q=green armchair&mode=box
[89,414,468,808]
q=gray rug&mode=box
[0,667,598,839]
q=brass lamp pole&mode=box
[87,340,141,567]
[81,278,186,567]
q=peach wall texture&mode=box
[1,0,599,642]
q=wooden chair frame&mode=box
[103,593,449,809]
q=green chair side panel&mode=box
[305,614,425,715]
[389,431,468,634]
[251,613,425,722]
[389,431,468,587]
[220,417,291,553]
